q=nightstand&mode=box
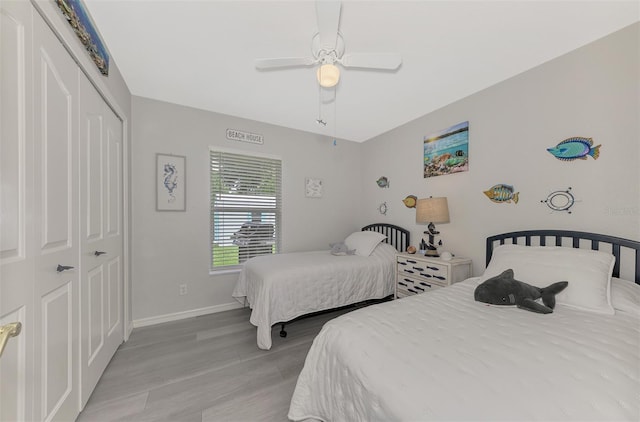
[396,253,472,298]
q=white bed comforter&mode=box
[289,278,640,421]
[233,243,397,350]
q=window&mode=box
[210,149,282,270]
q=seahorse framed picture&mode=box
[156,153,186,211]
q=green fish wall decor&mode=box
[376,176,389,188]
[484,184,519,204]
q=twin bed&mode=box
[285,229,640,421]
[232,223,409,350]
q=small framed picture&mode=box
[156,153,186,211]
[305,177,323,198]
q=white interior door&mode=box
[0,2,34,421]
[32,10,80,421]
[79,73,124,407]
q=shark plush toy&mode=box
[474,269,568,314]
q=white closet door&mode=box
[0,1,35,421]
[32,10,80,422]
[79,73,124,407]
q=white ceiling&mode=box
[83,0,639,142]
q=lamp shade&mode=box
[316,63,340,88]
[416,197,450,224]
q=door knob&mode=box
[0,322,22,358]
[94,251,106,256]
[56,264,74,272]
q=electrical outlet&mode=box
[179,284,187,295]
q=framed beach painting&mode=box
[55,0,110,75]
[156,154,186,211]
[424,121,469,178]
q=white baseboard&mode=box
[132,301,245,328]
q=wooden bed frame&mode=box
[486,230,640,284]
[277,223,410,338]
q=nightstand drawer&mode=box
[396,282,442,297]
[397,259,449,283]
[398,274,448,293]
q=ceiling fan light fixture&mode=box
[317,63,340,87]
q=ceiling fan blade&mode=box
[316,1,341,50]
[255,57,316,69]
[339,53,402,70]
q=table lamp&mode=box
[416,197,450,257]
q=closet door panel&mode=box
[85,111,104,242]
[0,2,34,421]
[79,73,124,407]
[33,11,79,422]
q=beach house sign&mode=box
[226,129,264,145]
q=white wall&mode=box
[131,98,362,322]
[360,23,640,277]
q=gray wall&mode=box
[361,23,640,277]
[131,23,639,323]
[131,98,362,321]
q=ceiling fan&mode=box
[255,1,402,89]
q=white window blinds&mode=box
[210,149,282,269]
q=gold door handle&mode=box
[0,322,22,358]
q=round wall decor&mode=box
[541,187,575,213]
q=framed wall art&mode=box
[55,0,110,75]
[156,153,186,211]
[305,177,323,198]
[424,121,469,178]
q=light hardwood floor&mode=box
[77,306,352,421]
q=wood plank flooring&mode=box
[77,306,352,421]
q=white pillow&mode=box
[611,277,640,316]
[344,231,387,257]
[481,244,615,315]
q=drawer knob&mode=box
[420,273,432,278]
[415,286,425,292]
[419,282,432,288]
[403,278,414,283]
[433,275,446,281]
[426,266,439,271]
[412,266,424,271]
[407,260,417,264]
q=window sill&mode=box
[209,267,242,276]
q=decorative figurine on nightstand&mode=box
[422,223,442,257]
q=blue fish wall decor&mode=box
[484,184,519,204]
[547,137,601,161]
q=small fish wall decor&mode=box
[484,184,519,204]
[376,176,389,188]
[402,195,417,208]
[541,187,576,214]
[547,137,601,161]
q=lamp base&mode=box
[424,248,439,257]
